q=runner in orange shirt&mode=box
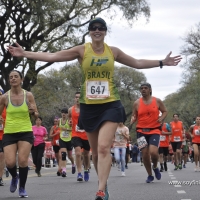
[189,116,200,171]
[159,122,171,172]
[0,89,6,186]
[170,114,184,170]
[49,117,61,175]
[131,83,167,183]
[68,92,90,182]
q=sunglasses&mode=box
[89,26,107,31]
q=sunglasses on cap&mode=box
[89,25,107,31]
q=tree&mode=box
[163,22,200,128]
[0,0,150,91]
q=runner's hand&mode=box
[157,116,163,123]
[7,42,24,57]
[28,101,35,114]
[130,115,136,124]
[163,51,182,66]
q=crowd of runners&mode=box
[1,17,197,200]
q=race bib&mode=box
[61,131,70,138]
[195,130,200,135]
[86,81,110,99]
[160,135,166,141]
[75,125,85,132]
[174,136,181,142]
[137,136,148,150]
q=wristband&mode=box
[159,61,163,69]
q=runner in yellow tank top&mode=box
[80,42,120,104]
[8,17,182,200]
[57,108,75,178]
[0,70,38,198]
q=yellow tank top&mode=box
[4,90,32,134]
[59,119,72,142]
[79,42,120,104]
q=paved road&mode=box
[0,161,199,200]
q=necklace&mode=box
[92,45,104,51]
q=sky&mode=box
[45,0,200,100]
[86,0,200,100]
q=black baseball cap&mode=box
[140,83,151,89]
[88,18,107,29]
[61,108,68,113]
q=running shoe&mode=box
[72,165,76,174]
[146,175,154,183]
[121,172,126,176]
[57,171,61,176]
[0,178,4,186]
[105,182,109,200]
[153,167,161,180]
[62,171,67,177]
[77,173,83,181]
[6,170,9,177]
[164,162,168,171]
[174,165,178,170]
[37,171,42,177]
[35,169,41,177]
[95,190,106,200]
[183,164,186,168]
[117,164,120,171]
[10,173,19,193]
[194,166,198,172]
[178,163,182,170]
[125,165,128,169]
[19,187,28,198]
[160,168,163,172]
[84,170,89,182]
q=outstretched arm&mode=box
[7,42,83,62]
[111,46,182,69]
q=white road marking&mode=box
[177,190,186,194]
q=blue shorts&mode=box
[137,132,160,147]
